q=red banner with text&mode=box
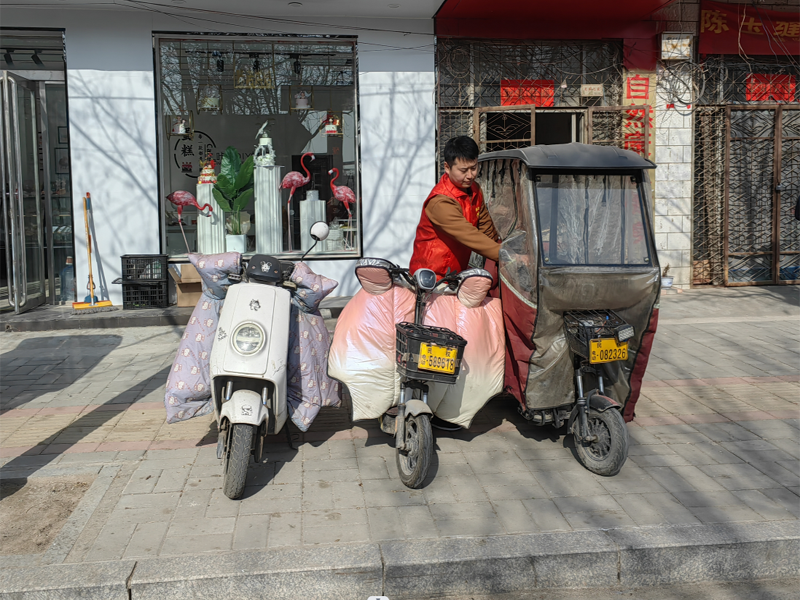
[699,1,800,56]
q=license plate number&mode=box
[418,343,457,374]
[589,338,628,364]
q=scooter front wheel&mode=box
[573,408,628,476]
[223,423,254,499]
[396,413,433,489]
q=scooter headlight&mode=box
[232,322,265,355]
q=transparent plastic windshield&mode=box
[534,173,650,266]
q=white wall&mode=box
[654,73,694,289]
[3,8,436,301]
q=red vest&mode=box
[409,174,483,278]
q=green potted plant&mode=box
[212,146,254,253]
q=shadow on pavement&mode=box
[0,334,171,493]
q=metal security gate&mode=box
[691,55,799,287]
[692,107,726,285]
[724,105,799,286]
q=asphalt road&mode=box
[449,578,800,600]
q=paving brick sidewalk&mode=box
[0,286,797,570]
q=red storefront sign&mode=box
[626,75,650,101]
[500,79,555,107]
[746,74,796,103]
[699,1,800,56]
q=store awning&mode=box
[435,0,675,39]
[435,0,676,70]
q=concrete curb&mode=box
[130,544,383,600]
[0,560,135,599]
[0,522,797,599]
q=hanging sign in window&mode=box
[500,79,555,107]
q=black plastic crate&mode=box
[122,281,168,309]
[395,322,467,384]
[121,254,168,282]
[563,310,626,358]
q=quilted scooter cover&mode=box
[328,284,505,428]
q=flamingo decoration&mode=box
[280,152,315,251]
[328,167,356,221]
[166,190,212,253]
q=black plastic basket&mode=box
[395,322,468,384]
[122,281,169,309]
[563,310,626,358]
[120,254,168,283]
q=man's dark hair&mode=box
[444,136,479,166]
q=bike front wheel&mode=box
[573,408,628,476]
[396,413,433,489]
[223,423,254,499]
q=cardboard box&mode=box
[169,263,203,307]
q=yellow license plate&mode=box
[418,343,458,374]
[589,338,628,364]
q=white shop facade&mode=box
[1,4,438,310]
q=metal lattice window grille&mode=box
[699,56,800,106]
[436,38,625,169]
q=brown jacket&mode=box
[425,194,500,262]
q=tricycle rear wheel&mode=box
[396,413,433,489]
[573,408,628,476]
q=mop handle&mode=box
[84,193,95,306]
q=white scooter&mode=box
[210,222,330,499]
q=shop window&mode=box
[156,37,359,258]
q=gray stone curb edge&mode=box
[1,521,797,599]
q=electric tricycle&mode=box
[478,143,660,475]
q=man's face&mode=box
[444,157,478,189]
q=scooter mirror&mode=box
[310,221,330,241]
[414,268,437,291]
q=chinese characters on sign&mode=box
[623,72,655,159]
[626,75,650,101]
[699,1,800,58]
[622,107,654,157]
[500,79,555,107]
[746,74,796,103]
[700,9,729,35]
[172,132,217,179]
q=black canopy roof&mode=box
[479,142,656,170]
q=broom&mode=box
[72,193,116,314]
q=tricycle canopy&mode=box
[478,143,660,422]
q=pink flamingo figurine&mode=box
[328,168,356,221]
[280,152,315,250]
[166,190,212,252]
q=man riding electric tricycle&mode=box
[330,139,659,486]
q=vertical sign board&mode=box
[622,70,657,196]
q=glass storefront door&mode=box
[1,71,46,313]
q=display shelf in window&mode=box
[165,111,194,139]
[197,85,223,112]
[290,86,313,111]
